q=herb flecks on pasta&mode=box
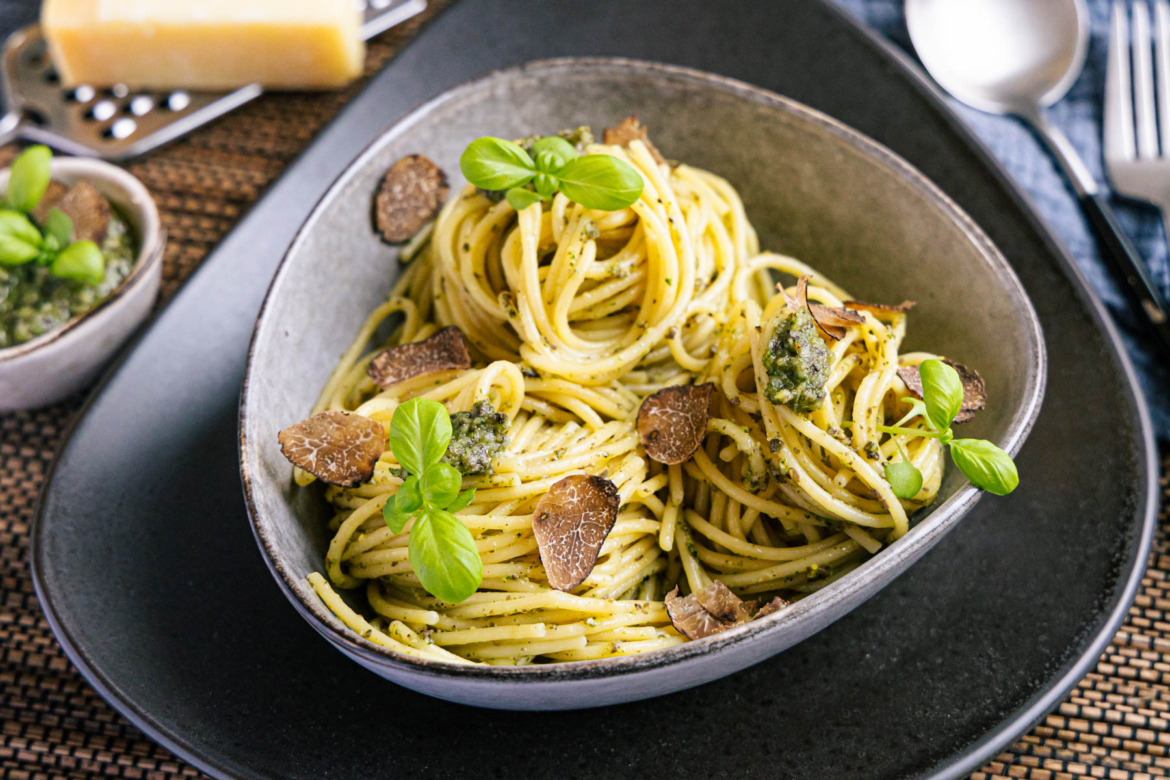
[279,117,1018,666]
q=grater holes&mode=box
[85,101,116,122]
[43,68,59,85]
[103,84,129,99]
[126,96,153,116]
[166,92,191,111]
[101,118,136,140]
[24,107,47,126]
[67,85,95,103]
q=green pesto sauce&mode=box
[761,307,830,414]
[443,400,509,475]
[0,212,136,349]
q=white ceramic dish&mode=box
[0,158,163,410]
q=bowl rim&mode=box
[239,56,1047,683]
[0,157,164,363]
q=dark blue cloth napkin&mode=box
[837,0,1170,438]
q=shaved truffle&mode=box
[29,180,68,225]
[665,581,790,640]
[374,154,449,242]
[665,586,731,640]
[30,180,112,243]
[779,276,863,340]
[636,383,712,464]
[367,326,471,389]
[602,115,667,166]
[278,410,385,487]
[843,299,917,318]
[532,474,620,591]
[897,358,987,424]
[694,579,752,622]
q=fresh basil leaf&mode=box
[447,489,476,513]
[50,239,103,284]
[918,359,964,432]
[6,145,52,213]
[556,154,644,211]
[459,137,536,191]
[389,397,452,476]
[505,187,542,212]
[44,207,73,248]
[421,462,462,507]
[0,210,43,266]
[531,136,578,164]
[949,438,1019,496]
[534,149,565,174]
[883,443,923,500]
[383,475,421,533]
[408,508,483,603]
[532,173,559,198]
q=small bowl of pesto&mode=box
[0,146,163,410]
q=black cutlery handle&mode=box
[1080,193,1170,358]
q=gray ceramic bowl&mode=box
[240,58,1045,710]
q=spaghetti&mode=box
[300,134,948,665]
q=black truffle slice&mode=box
[602,115,667,166]
[636,384,712,465]
[532,474,620,591]
[666,581,791,640]
[367,326,471,390]
[278,410,385,487]
[374,154,449,242]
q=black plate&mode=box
[30,1,1157,779]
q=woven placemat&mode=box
[0,6,1166,778]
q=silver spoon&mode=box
[907,0,1170,359]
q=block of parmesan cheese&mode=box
[42,0,365,90]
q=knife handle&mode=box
[1080,193,1170,358]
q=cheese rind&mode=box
[42,0,364,90]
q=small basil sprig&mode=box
[0,145,106,285]
[382,398,482,603]
[459,135,644,212]
[862,359,1018,497]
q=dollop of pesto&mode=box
[0,212,135,349]
[761,306,830,413]
[442,400,509,475]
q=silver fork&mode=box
[1104,0,1170,348]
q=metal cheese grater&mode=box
[0,0,427,161]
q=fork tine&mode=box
[1157,0,1170,153]
[1134,2,1160,157]
[1108,0,1137,161]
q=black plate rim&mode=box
[25,2,1161,779]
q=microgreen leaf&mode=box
[49,239,103,284]
[383,475,422,533]
[0,209,43,266]
[531,136,578,163]
[389,397,452,476]
[44,208,73,248]
[949,438,1019,495]
[459,137,536,191]
[448,489,476,513]
[408,507,483,603]
[893,396,931,429]
[918,359,964,431]
[534,150,565,174]
[506,187,543,212]
[883,441,923,499]
[556,154,643,211]
[6,145,52,213]
[421,461,461,507]
[533,172,559,198]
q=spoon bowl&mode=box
[906,0,1090,115]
